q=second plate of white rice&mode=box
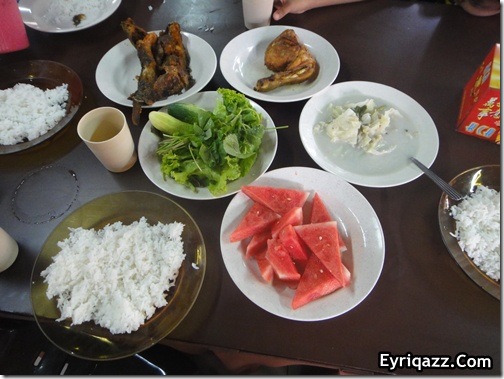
[438,165,500,300]
[0,60,83,155]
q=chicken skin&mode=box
[254,29,319,92]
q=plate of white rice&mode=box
[19,0,122,33]
[438,165,500,300]
[0,60,83,154]
[30,191,206,360]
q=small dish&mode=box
[30,191,206,360]
[0,60,83,155]
[96,32,217,108]
[19,0,122,33]
[220,26,340,103]
[220,166,385,321]
[138,91,278,200]
[438,165,500,300]
[299,81,439,187]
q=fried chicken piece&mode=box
[254,29,319,93]
[120,18,193,125]
[264,29,303,72]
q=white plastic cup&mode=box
[77,107,137,173]
[242,0,274,29]
[0,227,18,273]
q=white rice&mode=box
[450,186,500,281]
[0,83,68,145]
[41,217,186,334]
[44,0,108,26]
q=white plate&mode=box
[96,32,217,108]
[220,166,385,321]
[220,26,340,103]
[299,81,439,187]
[19,0,121,33]
[138,91,278,200]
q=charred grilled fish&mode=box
[121,18,194,125]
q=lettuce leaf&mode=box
[156,88,265,196]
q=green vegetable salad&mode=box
[149,88,265,196]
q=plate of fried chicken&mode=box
[96,19,217,124]
[220,26,340,103]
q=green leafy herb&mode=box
[151,88,267,196]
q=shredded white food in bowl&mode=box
[314,98,401,155]
[41,217,186,334]
[450,186,500,281]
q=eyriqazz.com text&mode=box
[379,352,493,372]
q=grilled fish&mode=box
[121,18,193,125]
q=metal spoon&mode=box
[410,157,464,201]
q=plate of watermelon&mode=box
[220,166,385,321]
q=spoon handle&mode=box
[410,157,464,201]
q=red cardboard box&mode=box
[457,44,500,144]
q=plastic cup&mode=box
[0,227,18,273]
[77,107,137,173]
[242,0,274,29]
[0,0,30,54]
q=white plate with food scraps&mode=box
[19,0,122,33]
[220,26,340,103]
[438,165,500,300]
[299,81,439,188]
[219,166,385,321]
[0,60,83,155]
[138,91,278,200]
[96,32,217,108]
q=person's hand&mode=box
[272,0,365,20]
[272,0,312,20]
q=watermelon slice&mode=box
[294,221,345,286]
[310,192,347,252]
[265,238,300,281]
[245,229,271,259]
[271,206,303,238]
[241,186,309,215]
[277,224,310,266]
[230,202,279,242]
[310,192,333,223]
[292,253,351,309]
[255,251,274,284]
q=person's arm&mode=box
[272,0,366,20]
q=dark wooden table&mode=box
[0,0,500,374]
